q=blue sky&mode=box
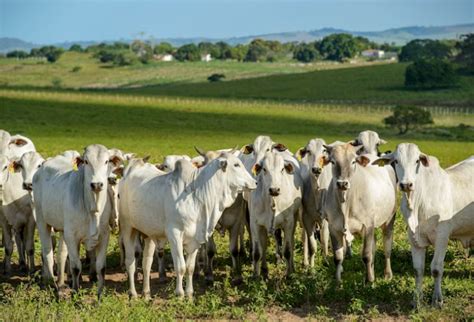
[1,0,473,43]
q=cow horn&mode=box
[194,146,207,157]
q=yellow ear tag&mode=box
[252,166,257,176]
[296,153,302,161]
[319,157,325,168]
[72,162,78,171]
[8,163,15,173]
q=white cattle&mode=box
[373,144,474,307]
[353,130,387,156]
[295,139,343,266]
[119,152,256,298]
[249,151,303,277]
[0,130,36,159]
[33,144,122,299]
[156,155,191,172]
[323,143,397,284]
[0,152,44,274]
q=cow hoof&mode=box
[158,276,167,283]
[143,292,151,301]
[432,298,443,308]
[129,292,138,300]
[232,276,243,286]
[89,273,98,283]
[384,271,393,280]
[205,276,214,286]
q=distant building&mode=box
[154,54,174,62]
[361,49,385,59]
[201,53,212,62]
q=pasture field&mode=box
[0,51,385,90]
[0,89,473,320]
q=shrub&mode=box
[384,105,434,134]
[6,50,29,59]
[293,43,320,63]
[175,44,201,62]
[207,73,225,82]
[405,59,459,89]
[71,66,82,73]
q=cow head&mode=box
[0,130,34,159]
[296,138,330,178]
[157,155,191,172]
[255,151,294,197]
[372,143,429,193]
[11,151,45,191]
[218,151,257,193]
[107,149,126,185]
[242,136,287,175]
[80,145,111,194]
[351,130,387,156]
[325,143,370,191]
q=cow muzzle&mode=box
[22,182,33,191]
[399,182,413,192]
[336,180,350,191]
[90,182,104,192]
[108,177,117,186]
[269,187,280,196]
[311,167,322,176]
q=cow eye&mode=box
[330,160,335,165]
[105,160,109,164]
[234,163,240,167]
[3,166,6,170]
[263,168,267,173]
[84,160,89,165]
[37,164,41,168]
[393,160,398,165]
[416,160,420,164]
[266,148,270,152]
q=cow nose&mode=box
[108,177,117,185]
[269,187,280,196]
[336,180,350,191]
[399,182,413,192]
[22,182,33,191]
[311,167,322,176]
[90,182,104,192]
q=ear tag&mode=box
[319,157,325,167]
[252,166,257,176]
[296,153,302,161]
[8,163,15,173]
[72,162,78,171]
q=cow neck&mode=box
[333,181,354,245]
[192,161,234,242]
[79,166,108,250]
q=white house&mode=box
[154,54,174,62]
[361,49,385,59]
[201,53,212,62]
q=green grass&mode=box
[124,63,474,107]
[0,89,473,320]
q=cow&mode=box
[295,139,344,267]
[373,143,474,307]
[33,144,122,299]
[0,130,36,159]
[156,155,191,172]
[323,143,397,284]
[118,152,256,298]
[352,130,387,156]
[249,151,303,278]
[0,151,44,274]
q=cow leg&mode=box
[205,235,216,284]
[123,227,138,299]
[274,228,283,264]
[229,223,242,284]
[330,228,344,284]
[142,237,156,300]
[37,222,55,287]
[320,219,330,258]
[119,234,125,269]
[168,228,185,297]
[382,215,396,280]
[362,226,376,284]
[25,217,36,274]
[56,234,68,288]
[251,223,263,278]
[284,218,296,276]
[302,210,316,268]
[87,250,97,283]
[238,221,246,259]
[260,228,269,279]
[14,226,27,272]
[64,235,81,292]
[184,241,200,299]
[431,230,449,308]
[2,223,14,276]
[410,244,426,308]
[156,239,166,282]
[95,232,109,301]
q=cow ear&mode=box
[194,146,207,157]
[242,144,254,155]
[219,159,227,172]
[74,157,83,167]
[113,166,124,177]
[123,153,135,161]
[295,147,307,160]
[419,154,429,167]
[284,162,294,174]
[109,155,123,167]
[349,139,359,146]
[156,163,166,171]
[272,143,287,152]
[379,139,387,145]
[356,155,370,167]
[10,138,28,147]
[323,144,333,154]
[9,161,22,173]
[142,155,151,163]
[252,163,262,175]
[372,155,392,167]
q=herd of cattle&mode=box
[0,129,473,308]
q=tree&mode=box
[198,42,220,58]
[384,105,433,134]
[244,39,270,62]
[175,43,201,61]
[6,50,29,59]
[456,33,474,74]
[153,42,174,55]
[230,44,248,61]
[399,39,452,62]
[405,59,459,89]
[319,33,358,61]
[293,42,320,62]
[208,73,225,82]
[69,44,83,52]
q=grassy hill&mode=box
[125,63,474,107]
